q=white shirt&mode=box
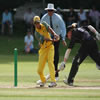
[2,12,12,24]
[41,13,66,40]
[24,35,34,49]
[78,11,87,21]
[89,10,100,20]
[24,12,35,23]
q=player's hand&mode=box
[59,61,66,71]
[53,34,60,42]
[62,40,67,46]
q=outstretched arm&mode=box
[88,25,98,34]
[59,48,71,71]
[64,48,72,63]
[88,25,100,40]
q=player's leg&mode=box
[54,40,60,79]
[48,45,57,87]
[48,45,56,82]
[37,49,48,83]
[64,46,88,85]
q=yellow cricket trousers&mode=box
[37,45,56,83]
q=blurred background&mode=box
[0,0,100,36]
[0,0,100,10]
[0,0,100,55]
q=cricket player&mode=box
[33,16,59,87]
[60,23,100,86]
[41,3,67,81]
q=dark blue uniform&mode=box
[67,26,100,84]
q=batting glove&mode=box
[59,61,66,71]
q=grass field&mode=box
[0,36,100,100]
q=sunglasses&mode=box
[48,10,54,12]
[34,22,40,24]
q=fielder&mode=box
[33,16,59,87]
[60,23,100,86]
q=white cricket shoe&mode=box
[39,82,46,87]
[48,82,57,87]
[36,80,42,85]
[36,80,46,87]
[36,74,50,85]
[55,77,59,81]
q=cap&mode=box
[67,23,77,32]
[33,16,40,23]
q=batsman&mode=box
[33,16,59,87]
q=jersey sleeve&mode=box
[82,26,96,37]
[35,31,44,44]
[42,21,49,31]
[68,32,76,49]
[68,38,75,49]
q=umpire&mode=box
[62,23,100,86]
[41,3,67,80]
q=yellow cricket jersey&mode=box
[35,21,53,49]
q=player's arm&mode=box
[44,37,53,41]
[48,26,56,36]
[42,21,59,41]
[59,33,75,70]
[59,48,71,71]
[88,25,98,34]
[88,25,100,40]
[43,27,53,42]
[64,48,71,62]
[64,35,75,63]
[48,26,60,41]
[43,26,60,42]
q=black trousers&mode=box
[67,38,100,83]
[54,40,60,77]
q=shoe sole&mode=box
[48,84,57,88]
[63,80,73,86]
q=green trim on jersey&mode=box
[35,21,50,44]
[42,21,49,31]
[35,31,44,44]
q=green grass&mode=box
[0,36,100,100]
